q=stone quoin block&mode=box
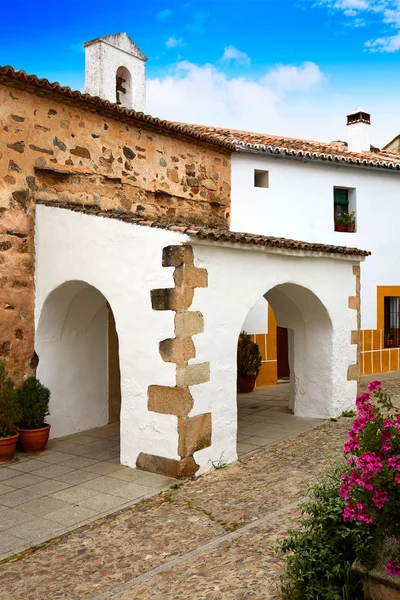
[348,296,360,311]
[136,453,199,479]
[159,337,196,363]
[176,362,210,387]
[162,245,193,268]
[151,287,194,312]
[178,413,212,458]
[173,265,208,289]
[352,265,361,278]
[148,385,194,417]
[347,363,359,381]
[174,311,204,338]
[351,330,360,345]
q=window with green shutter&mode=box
[334,187,356,232]
[334,189,349,206]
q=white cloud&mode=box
[166,36,185,48]
[221,45,251,66]
[147,60,324,135]
[262,62,323,93]
[157,9,172,21]
[365,30,400,50]
[334,0,370,9]
[316,0,400,50]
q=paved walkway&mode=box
[0,423,175,560]
[0,383,324,561]
[0,374,397,599]
[237,382,323,457]
[0,411,352,599]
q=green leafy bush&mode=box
[279,463,371,600]
[0,361,21,438]
[237,331,262,378]
[18,377,50,430]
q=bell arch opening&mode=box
[116,66,132,107]
[237,282,333,457]
[35,281,121,440]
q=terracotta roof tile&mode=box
[0,66,234,153]
[173,124,400,172]
[36,200,370,257]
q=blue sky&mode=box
[2,0,400,146]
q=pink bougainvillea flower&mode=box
[386,559,400,576]
[356,392,371,406]
[372,490,389,509]
[368,380,382,392]
[343,503,356,521]
[387,455,399,468]
[384,419,394,429]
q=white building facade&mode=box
[210,119,400,385]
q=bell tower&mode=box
[84,32,147,112]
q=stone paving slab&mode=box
[236,383,323,458]
[0,423,176,560]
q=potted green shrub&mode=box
[385,329,394,348]
[237,331,262,393]
[0,361,21,462]
[17,377,51,453]
[335,214,345,232]
[347,211,356,233]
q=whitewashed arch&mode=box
[36,281,119,439]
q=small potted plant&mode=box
[0,361,21,462]
[347,211,356,233]
[237,331,262,393]
[335,214,345,232]
[385,330,394,348]
[17,377,51,453]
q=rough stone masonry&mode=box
[0,77,231,381]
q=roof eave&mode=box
[237,145,400,173]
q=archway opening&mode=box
[236,283,333,457]
[116,66,132,107]
[36,281,121,442]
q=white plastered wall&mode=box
[35,205,360,475]
[85,38,146,111]
[35,205,186,467]
[242,297,268,334]
[230,153,400,330]
[36,282,109,438]
[189,243,360,472]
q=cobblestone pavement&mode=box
[0,373,396,600]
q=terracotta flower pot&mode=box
[0,432,19,462]
[18,423,51,453]
[335,224,344,232]
[353,537,400,600]
[347,225,355,233]
[237,375,257,393]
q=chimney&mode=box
[347,107,371,153]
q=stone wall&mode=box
[0,83,231,380]
[137,244,211,479]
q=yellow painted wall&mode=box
[251,305,278,387]
[360,286,400,376]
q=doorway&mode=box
[277,326,290,380]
